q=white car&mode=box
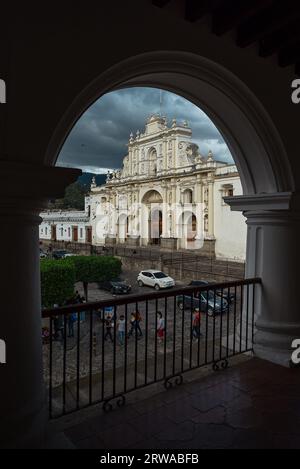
[137,270,175,291]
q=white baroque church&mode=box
[39,115,247,261]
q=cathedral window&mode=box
[221,184,234,204]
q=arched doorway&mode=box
[118,213,129,243]
[142,189,163,246]
[178,211,197,249]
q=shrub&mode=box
[40,259,75,307]
[64,255,122,300]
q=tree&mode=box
[65,255,122,300]
[40,259,75,307]
[48,182,87,210]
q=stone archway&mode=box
[46,51,293,197]
[45,51,298,365]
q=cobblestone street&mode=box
[43,268,244,416]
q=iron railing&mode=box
[42,278,261,418]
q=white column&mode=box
[207,177,215,239]
[227,192,300,367]
[161,185,168,238]
[0,162,80,448]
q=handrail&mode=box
[42,277,261,318]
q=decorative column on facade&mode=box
[161,183,169,239]
[226,192,300,367]
[194,174,204,242]
[207,174,215,239]
[0,162,80,448]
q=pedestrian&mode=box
[192,308,201,339]
[117,314,126,345]
[135,310,143,337]
[67,312,77,338]
[127,313,136,338]
[157,311,165,342]
[52,304,65,341]
[104,314,114,342]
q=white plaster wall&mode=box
[214,177,247,261]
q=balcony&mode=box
[41,278,273,448]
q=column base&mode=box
[201,239,216,257]
[0,396,47,449]
[125,235,140,247]
[254,319,300,368]
[160,237,178,250]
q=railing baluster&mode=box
[240,285,243,353]
[124,303,128,393]
[173,295,176,376]
[76,312,80,410]
[154,299,158,383]
[205,290,208,364]
[49,317,53,419]
[219,287,223,361]
[246,284,249,351]
[89,310,93,405]
[101,308,105,401]
[226,287,230,358]
[144,300,148,386]
[181,295,185,373]
[212,290,216,363]
[252,284,256,348]
[233,285,237,355]
[113,305,117,397]
[189,293,193,368]
[163,297,167,379]
[134,302,138,389]
[63,313,67,415]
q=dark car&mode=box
[189,280,236,304]
[98,279,131,295]
[177,289,229,316]
[52,249,75,259]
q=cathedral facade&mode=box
[40,115,247,261]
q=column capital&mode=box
[224,192,296,212]
[0,161,81,222]
[0,161,80,199]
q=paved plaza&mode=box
[43,268,245,417]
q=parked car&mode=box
[189,280,236,304]
[39,249,47,259]
[52,249,74,259]
[137,270,175,290]
[98,279,131,295]
[177,289,229,316]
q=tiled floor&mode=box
[52,358,300,449]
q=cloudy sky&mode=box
[57,87,233,174]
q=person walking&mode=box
[192,308,201,339]
[127,312,136,338]
[135,310,143,338]
[104,314,114,342]
[67,312,77,338]
[117,315,126,345]
[157,311,165,342]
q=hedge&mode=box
[64,255,121,282]
[63,255,122,300]
[40,259,75,307]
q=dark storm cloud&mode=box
[57,87,233,173]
